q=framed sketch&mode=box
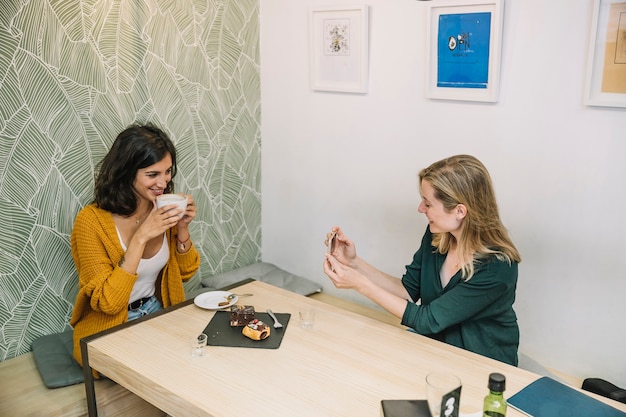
[310,5,369,93]
[426,0,504,102]
[585,0,626,108]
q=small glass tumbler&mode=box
[299,308,316,329]
[191,333,207,357]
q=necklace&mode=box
[134,210,150,224]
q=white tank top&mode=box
[116,228,169,303]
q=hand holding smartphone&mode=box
[327,231,337,254]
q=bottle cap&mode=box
[488,372,506,392]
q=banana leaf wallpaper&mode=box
[0,0,261,361]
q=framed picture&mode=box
[310,5,369,93]
[584,0,626,108]
[426,0,504,102]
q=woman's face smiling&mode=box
[418,179,462,237]
[133,154,173,205]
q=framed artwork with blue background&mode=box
[426,0,503,102]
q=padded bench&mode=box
[187,261,322,300]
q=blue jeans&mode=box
[127,296,163,321]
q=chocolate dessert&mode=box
[229,305,255,326]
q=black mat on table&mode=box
[202,311,290,349]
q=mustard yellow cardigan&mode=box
[70,204,200,368]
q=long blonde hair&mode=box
[419,155,521,280]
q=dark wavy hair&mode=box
[94,124,177,216]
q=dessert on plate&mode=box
[242,319,271,340]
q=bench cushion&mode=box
[31,330,84,388]
[199,262,322,297]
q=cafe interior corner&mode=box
[1,0,625,405]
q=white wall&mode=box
[260,0,626,387]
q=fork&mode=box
[266,309,283,328]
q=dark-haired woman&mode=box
[70,124,200,369]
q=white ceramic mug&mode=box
[156,194,187,218]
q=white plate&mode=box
[194,291,238,310]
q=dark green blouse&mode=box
[401,228,519,366]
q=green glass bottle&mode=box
[483,373,507,417]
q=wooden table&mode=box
[82,280,626,416]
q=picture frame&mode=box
[584,0,626,108]
[310,5,369,93]
[426,0,504,102]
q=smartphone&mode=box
[327,231,337,254]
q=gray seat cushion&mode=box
[31,330,84,388]
[198,262,322,297]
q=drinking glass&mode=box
[191,333,207,357]
[425,372,462,417]
[298,308,316,329]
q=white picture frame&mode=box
[426,0,504,102]
[310,5,369,93]
[584,0,626,108]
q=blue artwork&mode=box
[437,12,492,89]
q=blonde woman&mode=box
[323,155,521,365]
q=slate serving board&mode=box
[202,311,290,349]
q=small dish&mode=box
[194,291,238,310]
